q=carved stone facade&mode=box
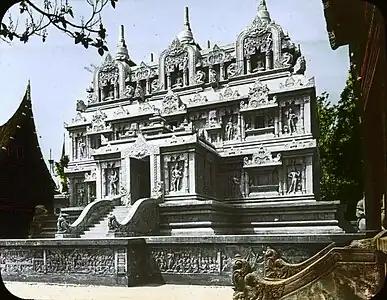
[62,1,324,238]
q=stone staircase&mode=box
[80,205,130,238]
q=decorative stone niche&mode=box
[281,157,307,196]
[279,99,305,136]
[163,153,189,196]
[101,161,121,197]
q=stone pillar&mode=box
[274,115,279,136]
[278,167,283,195]
[219,64,225,81]
[303,102,311,134]
[246,57,252,73]
[183,69,187,86]
[241,114,246,140]
[96,164,102,199]
[125,157,131,202]
[283,163,288,194]
[278,107,283,136]
[164,158,170,195]
[114,83,119,99]
[167,74,172,89]
[265,52,272,70]
[299,104,305,133]
[150,154,156,196]
[184,157,189,193]
[145,79,150,95]
[237,113,242,140]
[189,152,196,194]
[305,156,313,194]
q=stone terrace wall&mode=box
[0,234,364,286]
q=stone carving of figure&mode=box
[76,100,87,112]
[134,83,145,101]
[225,118,235,141]
[170,163,183,192]
[285,108,297,134]
[227,63,240,78]
[109,169,118,195]
[195,70,206,84]
[123,84,134,98]
[287,171,300,194]
[172,77,183,89]
[57,213,70,233]
[107,213,120,231]
[77,186,85,205]
[356,194,366,232]
[293,56,306,75]
[281,52,293,68]
[151,79,163,93]
[78,138,86,159]
[209,68,217,84]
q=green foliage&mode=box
[0,0,118,56]
[318,71,364,220]
[54,154,69,193]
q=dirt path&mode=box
[4,282,232,300]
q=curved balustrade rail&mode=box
[232,231,387,300]
[108,197,159,236]
[58,195,122,237]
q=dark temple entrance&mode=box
[130,157,151,204]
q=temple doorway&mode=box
[130,157,151,204]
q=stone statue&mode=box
[293,55,306,75]
[78,139,87,159]
[195,70,206,84]
[356,194,366,232]
[57,213,70,233]
[170,163,183,192]
[225,118,235,141]
[108,213,120,231]
[109,169,119,195]
[134,83,145,100]
[123,84,134,98]
[286,108,297,134]
[227,63,240,78]
[172,77,183,89]
[77,186,85,206]
[287,171,300,194]
[76,100,87,112]
[151,79,163,93]
[209,68,217,84]
[28,205,48,238]
[281,52,293,68]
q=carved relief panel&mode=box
[279,99,305,136]
[163,153,189,195]
[101,161,121,197]
[163,38,190,89]
[282,158,306,196]
[221,108,240,142]
[218,162,244,199]
[98,54,120,102]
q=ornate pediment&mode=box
[139,101,157,114]
[189,92,208,105]
[84,169,97,182]
[122,134,159,159]
[279,75,315,90]
[161,90,187,115]
[243,145,281,167]
[133,61,156,81]
[219,85,240,101]
[202,44,232,66]
[240,79,276,110]
[71,112,87,125]
[246,15,270,38]
[98,54,119,85]
[284,139,317,151]
[87,108,111,133]
[165,38,189,73]
[244,32,272,57]
[113,105,130,118]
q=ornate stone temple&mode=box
[62,1,344,236]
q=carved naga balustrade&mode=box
[231,231,387,300]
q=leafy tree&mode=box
[0,0,119,56]
[317,71,364,220]
[54,154,69,193]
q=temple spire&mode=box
[258,0,271,23]
[116,24,129,61]
[177,7,194,44]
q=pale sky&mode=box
[0,0,349,163]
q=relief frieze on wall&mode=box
[0,248,118,276]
